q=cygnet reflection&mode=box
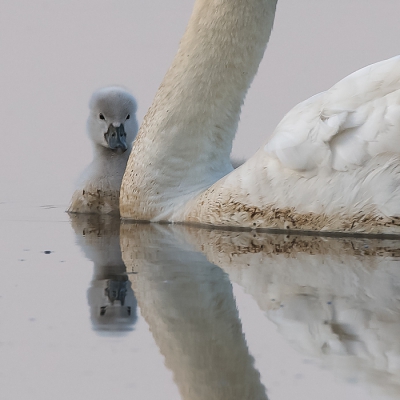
[69,214,137,333]
[182,227,400,399]
[120,222,268,400]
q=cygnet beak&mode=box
[104,124,128,153]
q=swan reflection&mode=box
[69,214,137,333]
[180,227,400,399]
[121,223,268,400]
[67,215,400,398]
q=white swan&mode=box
[68,87,138,215]
[120,0,400,234]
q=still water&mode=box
[2,203,400,400]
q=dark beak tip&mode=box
[105,124,128,153]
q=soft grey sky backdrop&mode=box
[1,0,400,205]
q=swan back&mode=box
[265,56,400,174]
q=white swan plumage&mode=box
[265,56,400,174]
[68,86,138,215]
[120,0,400,234]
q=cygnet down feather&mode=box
[68,86,138,215]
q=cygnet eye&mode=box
[99,113,105,120]
[126,114,130,120]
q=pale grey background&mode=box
[1,0,400,205]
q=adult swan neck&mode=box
[120,0,277,221]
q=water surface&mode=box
[2,203,400,400]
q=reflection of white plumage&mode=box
[68,87,138,215]
[120,0,400,234]
[69,214,138,333]
[180,226,400,399]
[120,223,268,400]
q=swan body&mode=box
[120,0,400,234]
[68,87,138,215]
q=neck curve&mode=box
[121,0,277,220]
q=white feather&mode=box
[266,56,400,175]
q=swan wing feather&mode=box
[264,56,400,174]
